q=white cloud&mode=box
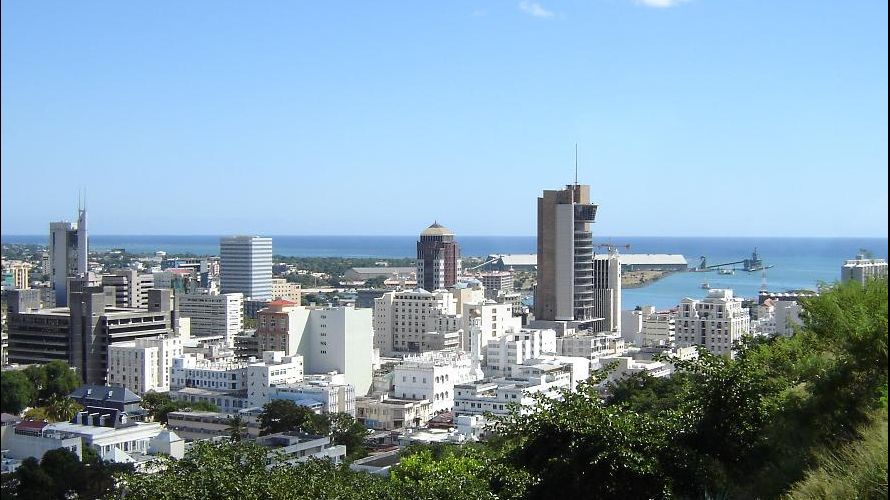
[636,0,689,7]
[519,1,554,18]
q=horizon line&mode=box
[2,233,888,239]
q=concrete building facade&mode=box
[676,289,751,356]
[220,236,273,301]
[49,208,88,307]
[534,184,599,329]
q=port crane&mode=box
[697,248,774,272]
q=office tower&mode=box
[102,269,155,309]
[534,184,598,329]
[220,236,273,301]
[49,207,88,307]
[177,292,244,346]
[8,287,177,384]
[593,250,621,332]
[416,222,460,291]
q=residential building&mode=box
[534,184,601,331]
[599,355,672,383]
[641,309,676,348]
[391,350,483,414]
[220,236,273,301]
[453,370,575,418]
[256,300,374,395]
[6,261,32,290]
[372,289,461,356]
[620,308,644,345]
[841,254,888,284]
[271,278,302,302]
[356,396,433,430]
[476,272,514,300]
[556,332,625,361]
[171,350,303,408]
[167,409,263,441]
[416,222,460,291]
[49,207,88,307]
[484,329,557,377]
[269,374,356,416]
[676,289,751,356]
[107,335,185,394]
[177,292,244,346]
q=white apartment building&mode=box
[373,289,461,356]
[461,300,521,351]
[270,374,356,416]
[453,368,575,418]
[107,335,184,394]
[391,350,483,414]
[484,329,557,377]
[774,300,803,337]
[641,309,676,348]
[620,308,644,345]
[841,255,888,284]
[177,292,244,346]
[556,333,625,361]
[256,302,374,396]
[676,289,750,356]
[170,350,303,407]
[246,351,305,407]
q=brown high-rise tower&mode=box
[416,222,460,291]
[534,184,598,327]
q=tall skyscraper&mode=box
[416,222,460,291]
[593,250,622,333]
[220,236,273,301]
[49,207,88,307]
[534,184,599,330]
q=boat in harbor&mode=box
[700,282,710,289]
[718,269,734,275]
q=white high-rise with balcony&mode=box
[220,236,272,301]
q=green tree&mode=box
[226,414,248,442]
[40,448,82,499]
[39,360,81,402]
[329,412,369,461]
[1,370,36,414]
[44,395,82,423]
[12,457,53,500]
[259,400,328,436]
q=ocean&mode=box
[3,234,887,310]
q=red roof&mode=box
[16,420,48,432]
[269,299,297,307]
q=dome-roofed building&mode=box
[417,222,460,292]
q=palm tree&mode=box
[225,414,248,442]
[45,395,82,422]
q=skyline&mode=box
[2,1,888,237]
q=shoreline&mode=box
[622,270,676,289]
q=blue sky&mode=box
[2,1,887,237]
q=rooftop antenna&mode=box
[574,143,578,186]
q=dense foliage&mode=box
[1,447,132,499]
[1,361,82,414]
[111,278,887,498]
[259,400,369,461]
